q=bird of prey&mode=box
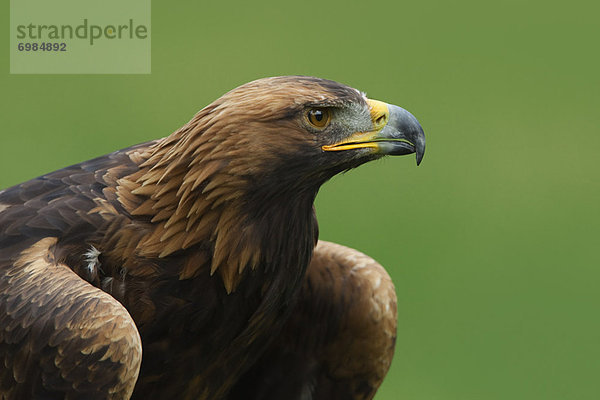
[0,76,425,400]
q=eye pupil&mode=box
[313,110,323,121]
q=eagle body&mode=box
[0,77,425,399]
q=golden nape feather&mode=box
[0,76,424,399]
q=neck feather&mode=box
[113,114,319,293]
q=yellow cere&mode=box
[366,99,390,129]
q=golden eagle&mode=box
[0,76,425,399]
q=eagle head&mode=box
[195,76,425,191]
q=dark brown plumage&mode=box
[0,76,425,399]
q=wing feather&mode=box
[230,240,398,400]
[0,237,142,399]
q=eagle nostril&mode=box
[375,114,388,126]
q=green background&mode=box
[1,0,599,399]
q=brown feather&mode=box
[0,238,142,399]
[230,241,397,400]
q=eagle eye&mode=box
[306,108,331,129]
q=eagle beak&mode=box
[322,99,426,165]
